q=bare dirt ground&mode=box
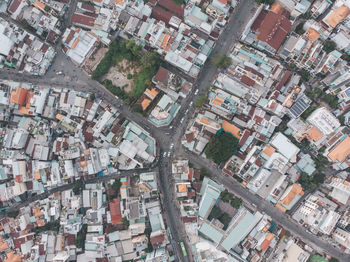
[83,47,108,73]
[103,59,140,93]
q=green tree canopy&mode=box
[194,96,208,108]
[295,22,305,35]
[322,40,336,54]
[212,54,232,68]
[205,132,240,164]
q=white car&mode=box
[169,125,173,129]
[180,117,184,123]
[185,109,189,114]
[56,71,63,75]
[194,89,199,95]
[189,101,193,107]
[163,152,167,157]
[170,143,174,149]
[167,151,171,157]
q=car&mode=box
[163,152,167,157]
[165,132,170,135]
[169,125,173,129]
[194,89,199,95]
[189,101,193,107]
[167,151,171,157]
[180,117,184,123]
[56,71,63,75]
[170,143,174,149]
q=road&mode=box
[1,0,349,260]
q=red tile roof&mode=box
[150,233,165,248]
[65,30,75,45]
[252,9,291,51]
[157,0,184,18]
[81,2,95,12]
[154,66,169,84]
[151,7,173,25]
[72,13,95,28]
[241,75,255,86]
[109,198,122,224]
[8,0,22,14]
[275,70,292,91]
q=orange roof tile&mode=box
[4,252,21,262]
[18,91,34,115]
[71,38,79,49]
[109,198,122,224]
[326,5,350,28]
[215,96,225,102]
[212,99,222,106]
[177,184,187,193]
[141,98,152,111]
[328,136,350,162]
[280,184,304,206]
[306,27,320,41]
[115,0,124,6]
[56,114,62,120]
[200,118,210,125]
[10,88,28,106]
[222,120,241,139]
[0,236,9,252]
[263,145,275,157]
[33,1,46,11]
[33,206,44,218]
[34,172,40,180]
[161,34,170,48]
[306,126,323,142]
[145,88,159,99]
[260,233,274,250]
[270,2,284,15]
[36,219,45,227]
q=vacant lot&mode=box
[103,59,140,93]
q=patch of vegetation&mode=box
[329,258,339,262]
[321,94,338,109]
[341,52,350,62]
[208,206,222,220]
[298,68,311,83]
[230,197,242,209]
[92,40,160,102]
[21,19,35,33]
[298,172,325,191]
[218,213,231,230]
[205,132,239,164]
[322,40,336,54]
[306,88,322,100]
[73,180,84,196]
[255,0,274,4]
[122,217,130,228]
[110,179,121,198]
[295,22,305,35]
[194,96,209,108]
[173,0,185,5]
[212,54,232,68]
[300,105,317,120]
[102,79,129,102]
[35,221,60,233]
[220,190,233,203]
[75,224,87,249]
[6,210,19,218]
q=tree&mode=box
[230,197,243,209]
[321,94,338,109]
[90,93,95,101]
[200,167,211,180]
[122,217,130,228]
[322,40,336,54]
[75,224,87,249]
[111,179,121,196]
[73,180,84,195]
[298,172,316,191]
[329,258,339,262]
[141,51,160,70]
[295,22,305,35]
[255,0,274,4]
[173,0,185,5]
[208,206,222,220]
[194,96,208,108]
[205,132,240,164]
[218,213,231,230]
[212,54,232,68]
[7,210,19,218]
[301,105,317,120]
[220,190,233,203]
